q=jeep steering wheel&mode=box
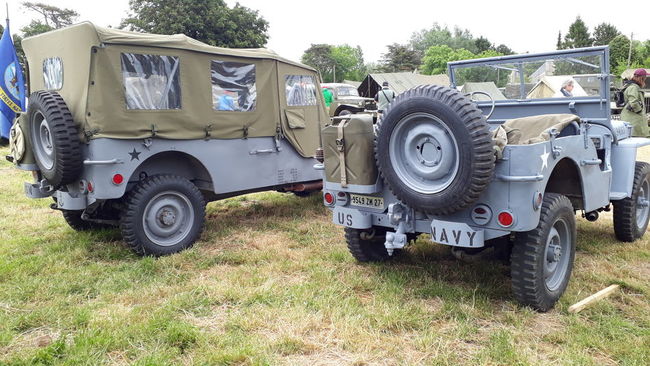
[467,91,496,120]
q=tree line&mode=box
[557,16,650,76]
[301,23,516,83]
[9,3,650,83]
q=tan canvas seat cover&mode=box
[492,114,581,158]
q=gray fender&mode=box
[610,137,650,200]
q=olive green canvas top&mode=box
[21,22,327,156]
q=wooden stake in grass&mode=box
[568,285,620,314]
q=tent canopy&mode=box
[459,82,507,101]
[526,76,587,99]
[358,72,450,97]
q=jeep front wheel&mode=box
[613,162,650,242]
[510,193,576,312]
[120,175,206,256]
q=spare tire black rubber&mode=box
[27,91,83,188]
[375,85,494,215]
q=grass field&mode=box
[0,145,649,365]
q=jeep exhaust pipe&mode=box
[585,211,599,222]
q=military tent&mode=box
[526,76,587,99]
[358,72,450,98]
[459,82,507,101]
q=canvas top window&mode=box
[121,53,181,110]
[285,75,317,106]
[211,61,256,112]
[449,52,605,101]
[43,57,63,90]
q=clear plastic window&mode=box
[211,61,256,112]
[121,53,181,110]
[43,57,63,90]
[285,75,317,106]
[452,54,603,100]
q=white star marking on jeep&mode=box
[540,146,550,170]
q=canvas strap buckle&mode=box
[337,121,348,187]
[335,138,345,151]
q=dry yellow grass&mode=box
[0,145,648,365]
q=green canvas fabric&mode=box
[22,22,325,147]
[492,114,581,158]
[322,114,377,186]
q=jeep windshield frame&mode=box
[447,46,613,137]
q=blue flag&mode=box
[0,19,25,140]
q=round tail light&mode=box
[324,192,335,205]
[497,211,514,227]
[112,174,124,185]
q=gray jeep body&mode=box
[11,23,327,255]
[321,46,650,310]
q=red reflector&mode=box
[87,182,94,192]
[112,174,124,185]
[324,192,334,204]
[498,211,514,227]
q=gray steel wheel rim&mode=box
[388,112,460,194]
[143,190,194,247]
[543,217,571,292]
[31,111,55,170]
[635,177,650,229]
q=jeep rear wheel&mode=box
[510,193,576,312]
[27,91,82,189]
[120,175,205,256]
[375,85,494,215]
[613,162,650,242]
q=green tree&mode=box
[121,0,269,48]
[475,36,492,53]
[301,44,335,82]
[20,19,53,37]
[331,45,366,81]
[22,2,79,28]
[495,44,514,55]
[563,16,592,48]
[380,43,421,72]
[609,34,635,73]
[420,45,475,75]
[409,23,478,54]
[556,31,563,49]
[592,23,620,46]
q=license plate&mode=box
[350,194,384,209]
[430,220,484,248]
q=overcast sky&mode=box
[6,0,650,63]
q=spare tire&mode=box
[375,85,494,215]
[27,91,83,188]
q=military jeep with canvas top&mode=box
[321,46,650,311]
[8,22,328,256]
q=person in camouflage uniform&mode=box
[621,69,649,137]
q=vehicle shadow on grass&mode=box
[66,193,326,260]
[368,243,516,308]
